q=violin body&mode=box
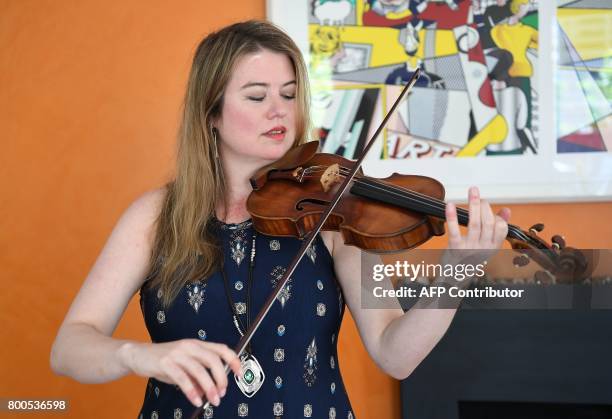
[248,148,446,253]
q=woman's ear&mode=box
[210,116,219,132]
[211,114,221,132]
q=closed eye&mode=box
[247,95,295,102]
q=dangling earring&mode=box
[212,128,219,159]
[211,128,222,183]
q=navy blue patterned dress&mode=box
[138,218,356,419]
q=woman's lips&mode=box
[263,126,287,141]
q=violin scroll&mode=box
[508,222,592,284]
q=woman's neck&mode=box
[218,191,251,224]
[217,152,268,224]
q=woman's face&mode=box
[214,49,298,165]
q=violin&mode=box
[247,140,590,283]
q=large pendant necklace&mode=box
[235,351,265,397]
[221,228,265,398]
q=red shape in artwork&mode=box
[559,124,606,151]
[362,10,412,27]
[419,1,470,29]
[465,24,496,108]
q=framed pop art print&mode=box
[267,0,612,203]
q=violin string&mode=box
[367,178,538,247]
[306,165,468,221]
[306,165,534,246]
[304,165,519,231]
[305,164,527,241]
[304,165,473,220]
[301,165,536,247]
[353,175,538,248]
[300,164,558,271]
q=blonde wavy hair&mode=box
[147,20,311,307]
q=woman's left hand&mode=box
[445,186,511,250]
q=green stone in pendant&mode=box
[244,368,254,384]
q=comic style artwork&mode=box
[556,0,612,153]
[308,0,539,160]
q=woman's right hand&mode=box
[119,340,242,407]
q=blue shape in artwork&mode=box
[558,139,603,153]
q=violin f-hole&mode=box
[296,198,331,211]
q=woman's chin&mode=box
[257,140,294,159]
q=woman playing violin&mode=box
[50,20,511,418]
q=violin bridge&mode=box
[320,163,341,192]
[292,167,305,183]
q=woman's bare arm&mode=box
[50,188,165,383]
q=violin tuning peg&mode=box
[513,254,530,267]
[551,235,566,250]
[529,223,545,233]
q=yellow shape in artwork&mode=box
[310,24,409,66]
[457,114,509,157]
[557,8,612,61]
[431,30,459,57]
[491,23,538,78]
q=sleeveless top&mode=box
[138,218,356,419]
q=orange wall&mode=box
[0,1,610,418]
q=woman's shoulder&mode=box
[115,186,168,247]
[129,187,167,218]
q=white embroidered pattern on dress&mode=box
[303,338,318,386]
[329,407,336,419]
[274,348,285,362]
[203,405,214,418]
[273,402,284,416]
[306,243,317,263]
[220,220,252,266]
[186,282,206,313]
[270,265,292,308]
[235,302,246,315]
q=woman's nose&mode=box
[266,95,288,119]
